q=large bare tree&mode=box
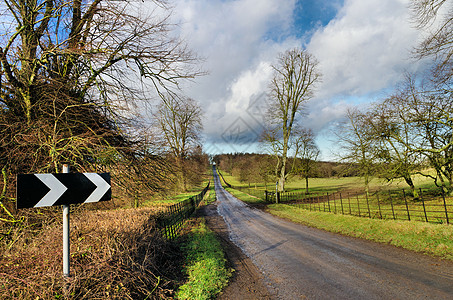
[263,48,320,192]
[0,0,199,230]
[0,0,199,172]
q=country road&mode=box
[212,168,453,299]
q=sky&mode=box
[170,0,428,160]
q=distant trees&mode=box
[155,94,204,191]
[262,48,321,192]
[213,153,349,190]
[214,153,274,187]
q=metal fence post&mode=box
[376,193,382,219]
[403,189,411,221]
[420,189,428,223]
[347,192,352,215]
[441,189,450,224]
[327,193,331,212]
[333,193,337,214]
[365,191,371,218]
[356,194,361,217]
[62,164,70,278]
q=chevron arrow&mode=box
[34,174,68,207]
[16,173,111,209]
[83,173,111,203]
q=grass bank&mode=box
[177,219,232,300]
[268,204,453,260]
[225,187,267,205]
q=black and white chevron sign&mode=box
[16,173,111,209]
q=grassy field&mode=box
[219,169,439,194]
[220,170,373,193]
[293,190,453,224]
[225,187,267,205]
[219,168,453,224]
[205,183,217,205]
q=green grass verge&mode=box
[267,204,453,260]
[225,187,267,205]
[177,219,232,300]
[205,184,217,205]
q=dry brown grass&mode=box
[0,207,183,299]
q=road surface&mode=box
[213,168,453,299]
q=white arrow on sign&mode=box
[34,174,68,207]
[83,173,111,203]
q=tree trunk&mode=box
[176,156,185,191]
[403,175,418,198]
[278,173,285,192]
[278,136,289,192]
[364,173,370,199]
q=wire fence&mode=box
[266,189,451,225]
[155,181,210,239]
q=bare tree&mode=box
[376,75,453,194]
[411,0,453,87]
[0,0,200,233]
[336,108,377,197]
[264,48,321,192]
[0,0,200,173]
[155,94,203,191]
[366,81,424,198]
[297,129,319,194]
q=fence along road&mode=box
[213,168,453,299]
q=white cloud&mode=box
[173,0,299,142]
[307,0,422,100]
[225,61,272,116]
[169,0,428,155]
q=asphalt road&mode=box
[213,168,453,299]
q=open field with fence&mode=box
[218,169,453,225]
